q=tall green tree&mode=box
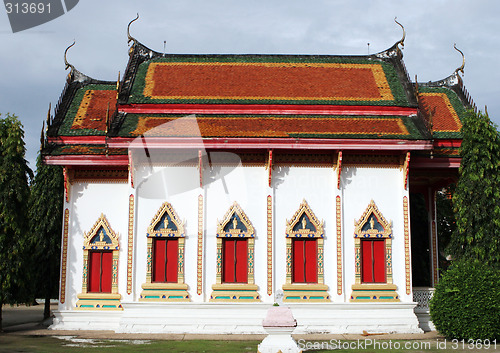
[0,113,33,330]
[450,110,500,266]
[29,153,64,320]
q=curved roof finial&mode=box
[127,13,139,44]
[64,40,76,71]
[454,43,465,76]
[394,17,405,49]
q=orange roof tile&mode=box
[124,115,412,138]
[419,92,462,133]
[143,62,393,102]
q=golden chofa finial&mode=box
[127,13,139,44]
[454,43,465,76]
[394,17,405,49]
[64,40,76,71]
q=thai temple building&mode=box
[42,18,474,334]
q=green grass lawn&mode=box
[0,335,498,353]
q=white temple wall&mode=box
[60,163,412,308]
[204,165,269,301]
[61,181,129,310]
[134,164,201,301]
[341,166,412,302]
[274,166,336,300]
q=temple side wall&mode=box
[56,163,420,333]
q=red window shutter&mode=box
[153,239,167,282]
[223,239,236,283]
[361,240,374,283]
[235,239,248,283]
[293,239,305,283]
[361,239,386,283]
[223,239,248,283]
[373,240,386,283]
[100,251,113,293]
[88,251,102,292]
[88,251,112,293]
[304,239,318,283]
[165,238,179,283]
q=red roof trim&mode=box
[108,137,432,151]
[44,155,128,166]
[433,139,462,148]
[119,103,417,116]
[48,136,107,144]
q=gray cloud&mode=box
[1,0,498,169]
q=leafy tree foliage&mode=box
[430,258,500,340]
[29,153,64,319]
[0,113,33,330]
[449,110,500,266]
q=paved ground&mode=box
[2,303,441,341]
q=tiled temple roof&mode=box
[124,55,412,106]
[58,84,117,136]
[43,36,472,162]
[418,72,473,139]
[117,113,424,140]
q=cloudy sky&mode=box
[1,0,499,169]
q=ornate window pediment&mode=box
[217,202,254,238]
[141,202,189,302]
[83,214,119,250]
[211,202,260,302]
[354,200,392,239]
[77,214,121,310]
[282,200,329,302]
[286,199,324,238]
[350,200,399,302]
[147,202,185,238]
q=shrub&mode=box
[430,259,500,340]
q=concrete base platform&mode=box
[50,302,423,334]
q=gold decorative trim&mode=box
[266,150,273,187]
[127,194,134,295]
[211,202,260,301]
[128,150,135,188]
[336,151,342,189]
[336,196,342,295]
[351,201,399,302]
[60,209,69,304]
[210,284,260,302]
[403,196,411,295]
[285,199,324,239]
[140,282,189,302]
[63,167,71,202]
[141,202,188,301]
[282,283,330,302]
[403,152,410,190]
[147,202,185,237]
[350,283,399,302]
[283,200,329,302]
[75,293,122,310]
[216,202,255,237]
[77,214,121,310]
[267,195,273,296]
[197,194,203,295]
[83,214,120,251]
[198,150,203,188]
